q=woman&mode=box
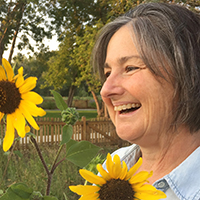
[92,3,200,200]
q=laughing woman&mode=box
[92,3,200,200]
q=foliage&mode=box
[0,146,83,200]
[13,51,56,96]
[0,0,55,63]
[72,22,103,93]
[143,0,199,13]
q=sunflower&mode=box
[0,58,46,151]
[69,153,167,200]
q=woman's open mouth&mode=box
[114,103,141,114]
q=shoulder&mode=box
[110,144,139,158]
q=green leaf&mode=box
[11,183,33,199]
[42,196,58,200]
[0,183,33,200]
[66,141,102,168]
[14,150,23,158]
[0,188,21,200]
[50,90,68,111]
[60,125,73,145]
[66,139,78,153]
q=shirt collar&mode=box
[163,146,200,199]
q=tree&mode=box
[69,0,140,116]
[0,0,54,64]
[42,0,99,106]
[71,22,103,116]
[143,0,199,13]
[13,49,56,96]
[42,29,79,106]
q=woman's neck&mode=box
[137,127,200,184]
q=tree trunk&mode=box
[90,90,104,117]
[9,28,19,63]
[0,46,3,65]
[67,85,76,107]
[104,101,108,118]
[8,3,25,63]
[0,2,19,63]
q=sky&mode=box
[3,34,60,60]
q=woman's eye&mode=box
[104,71,111,78]
[125,66,140,72]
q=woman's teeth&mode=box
[114,103,141,112]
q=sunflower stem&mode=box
[51,157,66,173]
[46,144,65,195]
[30,136,66,196]
[50,144,64,174]
[30,136,53,196]
[30,136,50,176]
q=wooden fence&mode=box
[0,117,128,149]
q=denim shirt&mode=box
[104,144,200,200]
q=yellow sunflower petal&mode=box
[79,169,106,185]
[0,65,6,80]
[21,91,43,105]
[11,109,26,138]
[15,67,24,88]
[125,157,143,180]
[134,188,167,200]
[106,153,114,178]
[118,161,128,180]
[135,183,158,192]
[129,171,153,185]
[69,185,100,195]
[20,99,46,117]
[3,115,15,151]
[19,101,39,130]
[131,180,147,190]
[112,154,123,178]
[79,192,99,200]
[96,164,112,181]
[2,58,14,81]
[19,77,37,94]
[0,112,4,121]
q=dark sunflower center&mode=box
[99,179,135,200]
[0,80,21,114]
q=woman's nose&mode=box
[100,74,123,98]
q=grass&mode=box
[0,145,118,200]
[44,109,98,120]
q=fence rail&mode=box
[0,116,128,149]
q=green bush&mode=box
[40,100,57,110]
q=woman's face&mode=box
[100,25,175,146]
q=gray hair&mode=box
[92,3,200,133]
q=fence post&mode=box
[40,118,43,144]
[51,118,54,145]
[82,116,87,141]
